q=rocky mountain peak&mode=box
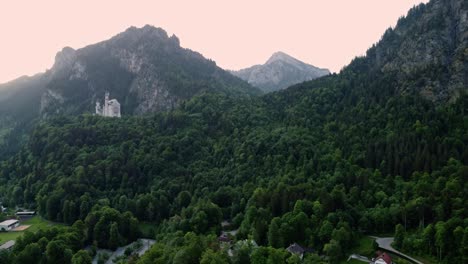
[50,47,77,78]
[111,25,181,49]
[53,47,76,67]
[266,51,302,65]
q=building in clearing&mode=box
[0,219,19,232]
[16,211,36,216]
[96,92,121,118]
[286,243,314,259]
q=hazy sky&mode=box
[0,0,428,84]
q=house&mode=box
[0,219,19,231]
[372,252,392,264]
[286,243,314,259]
[0,240,15,251]
[15,211,36,216]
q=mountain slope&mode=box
[356,0,468,102]
[231,51,330,92]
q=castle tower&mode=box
[104,92,110,116]
[95,101,102,115]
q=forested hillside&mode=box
[0,0,467,263]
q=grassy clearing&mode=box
[0,231,23,245]
[0,216,62,245]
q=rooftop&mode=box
[286,243,314,254]
[0,219,19,226]
[16,211,36,214]
[0,240,15,250]
[374,252,392,264]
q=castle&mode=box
[96,92,121,117]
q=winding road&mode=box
[374,237,424,264]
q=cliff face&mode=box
[39,25,257,116]
[231,52,330,93]
[361,0,468,102]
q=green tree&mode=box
[268,217,282,248]
[435,221,447,262]
[14,243,42,264]
[461,227,468,264]
[72,250,92,264]
[422,223,435,255]
[200,249,230,264]
[318,220,333,243]
[394,224,405,249]
[323,239,342,264]
[108,222,121,250]
[286,254,301,264]
[46,240,73,264]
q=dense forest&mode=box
[0,0,467,263]
[1,75,467,263]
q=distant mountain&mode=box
[231,52,330,92]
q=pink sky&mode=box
[0,0,428,84]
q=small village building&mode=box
[15,211,36,216]
[0,219,19,232]
[373,252,392,264]
[286,243,314,259]
[0,240,15,251]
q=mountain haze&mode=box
[231,51,330,92]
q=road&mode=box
[374,237,424,264]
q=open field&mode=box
[0,216,62,246]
